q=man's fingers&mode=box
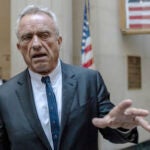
[117,99,132,111]
[136,117,150,132]
[125,108,149,117]
[92,99,150,132]
[110,99,132,115]
[92,117,108,128]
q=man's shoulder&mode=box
[61,62,100,81]
[0,70,27,91]
[61,61,99,74]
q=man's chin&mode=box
[30,62,56,75]
[31,67,51,75]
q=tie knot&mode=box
[41,76,51,84]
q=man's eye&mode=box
[21,35,32,41]
[40,33,50,39]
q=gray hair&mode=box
[16,5,60,39]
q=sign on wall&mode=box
[127,56,141,89]
[120,0,150,34]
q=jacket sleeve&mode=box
[96,71,138,144]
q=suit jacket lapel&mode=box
[15,64,78,149]
[15,70,52,150]
[59,63,77,145]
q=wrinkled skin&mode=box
[17,13,62,75]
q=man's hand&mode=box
[92,99,150,132]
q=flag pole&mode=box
[81,0,95,69]
[85,0,90,24]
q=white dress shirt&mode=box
[0,79,3,85]
[29,60,62,150]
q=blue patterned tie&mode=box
[41,76,60,150]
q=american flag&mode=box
[126,0,150,29]
[81,1,95,69]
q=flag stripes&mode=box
[126,1,150,29]
[81,1,95,69]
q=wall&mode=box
[0,0,10,79]
[73,0,150,150]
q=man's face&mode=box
[17,13,62,75]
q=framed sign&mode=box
[120,0,150,34]
[127,56,141,89]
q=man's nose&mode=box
[32,35,42,50]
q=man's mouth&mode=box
[32,53,47,58]
[31,53,48,63]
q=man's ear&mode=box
[57,36,62,45]
[17,43,21,51]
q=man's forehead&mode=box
[19,14,55,29]
[19,14,53,28]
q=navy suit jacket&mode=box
[0,62,138,150]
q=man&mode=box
[0,5,150,150]
[0,78,6,86]
[0,71,6,86]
